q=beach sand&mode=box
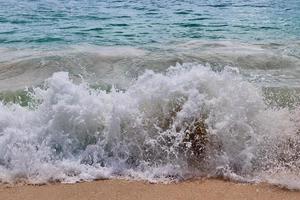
[0,179,299,200]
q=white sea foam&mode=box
[1,42,300,91]
[0,63,299,189]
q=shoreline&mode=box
[1,179,300,200]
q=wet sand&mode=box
[0,179,299,200]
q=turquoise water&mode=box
[0,0,299,48]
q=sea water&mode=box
[0,0,300,189]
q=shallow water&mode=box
[0,0,300,190]
[0,0,299,47]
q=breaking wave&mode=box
[0,63,300,189]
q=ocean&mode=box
[0,0,300,189]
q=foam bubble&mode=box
[0,63,299,189]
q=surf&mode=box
[0,63,299,190]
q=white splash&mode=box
[0,63,299,189]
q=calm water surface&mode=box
[0,0,299,48]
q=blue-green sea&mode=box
[0,0,300,188]
[0,0,299,47]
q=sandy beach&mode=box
[0,179,299,200]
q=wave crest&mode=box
[0,63,299,189]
